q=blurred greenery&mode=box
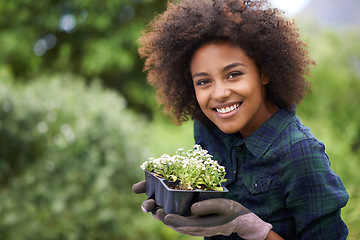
[0,72,196,239]
[0,0,165,117]
[0,0,359,239]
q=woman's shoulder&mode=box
[265,109,327,161]
[274,109,322,146]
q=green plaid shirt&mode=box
[195,109,349,240]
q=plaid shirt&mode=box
[195,109,349,240]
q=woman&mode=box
[132,1,349,239]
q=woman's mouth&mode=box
[215,103,241,114]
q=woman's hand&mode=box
[132,181,282,240]
[156,198,273,240]
[132,180,158,213]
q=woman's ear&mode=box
[260,66,270,85]
[261,72,270,85]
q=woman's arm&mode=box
[280,139,348,239]
[265,230,284,240]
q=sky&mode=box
[270,0,312,16]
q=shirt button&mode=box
[235,146,242,152]
[253,183,258,189]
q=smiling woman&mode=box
[190,40,277,137]
[134,1,349,239]
[138,1,313,125]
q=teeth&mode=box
[216,103,240,114]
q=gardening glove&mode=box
[155,198,272,240]
[132,180,158,213]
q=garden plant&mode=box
[141,145,227,191]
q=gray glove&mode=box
[156,198,272,240]
[132,180,158,213]
[132,181,272,240]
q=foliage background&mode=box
[0,0,359,239]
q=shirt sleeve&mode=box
[280,138,349,239]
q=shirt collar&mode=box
[239,109,295,159]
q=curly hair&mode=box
[138,0,314,124]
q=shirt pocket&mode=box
[244,175,272,195]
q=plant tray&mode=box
[145,171,228,216]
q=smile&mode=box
[215,103,241,114]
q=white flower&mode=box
[140,144,227,191]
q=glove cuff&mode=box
[235,213,273,240]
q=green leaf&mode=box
[169,175,177,182]
[212,186,224,192]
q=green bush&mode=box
[0,72,198,240]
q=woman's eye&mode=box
[228,72,243,79]
[196,79,210,86]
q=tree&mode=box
[0,0,166,116]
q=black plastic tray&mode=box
[145,171,228,215]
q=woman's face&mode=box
[190,41,278,137]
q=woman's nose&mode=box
[212,81,231,101]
